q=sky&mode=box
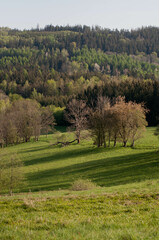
[0,0,159,30]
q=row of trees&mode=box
[0,96,55,147]
[65,97,148,147]
[1,75,159,126]
[0,92,147,148]
[80,78,159,126]
[2,26,159,56]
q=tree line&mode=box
[79,78,159,126]
[0,90,147,148]
[65,97,147,148]
[3,26,159,56]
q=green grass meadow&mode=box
[0,128,159,239]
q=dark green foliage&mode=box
[154,125,159,136]
[80,79,159,125]
[0,26,159,125]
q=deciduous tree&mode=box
[65,99,89,143]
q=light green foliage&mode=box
[0,80,7,92]
[0,99,10,112]
[71,47,159,78]
[47,79,57,95]
[9,93,23,102]
[49,105,65,125]
[0,91,10,113]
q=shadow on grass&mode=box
[24,145,112,166]
[20,145,53,154]
[27,150,159,191]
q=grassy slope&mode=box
[1,127,159,192]
[0,128,159,240]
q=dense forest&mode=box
[0,25,159,125]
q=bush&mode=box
[71,179,97,191]
[53,106,65,125]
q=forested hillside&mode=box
[0,26,159,124]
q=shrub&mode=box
[71,179,97,191]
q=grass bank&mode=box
[0,127,159,239]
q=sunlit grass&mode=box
[0,127,158,193]
[0,127,159,239]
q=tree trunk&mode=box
[76,131,80,144]
[114,138,116,147]
[131,139,135,148]
[108,133,111,147]
[103,135,106,148]
[97,133,100,147]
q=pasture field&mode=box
[0,127,159,239]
